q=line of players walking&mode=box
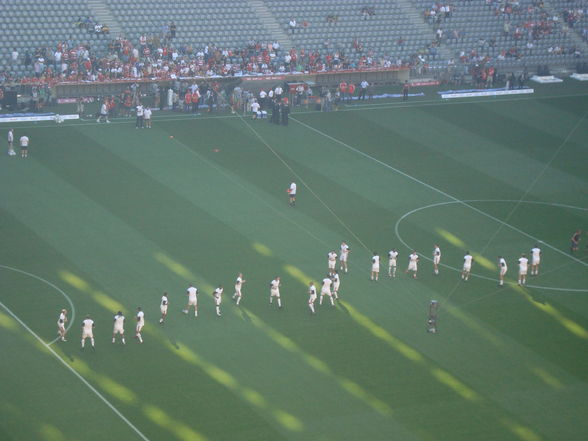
[56,241,542,349]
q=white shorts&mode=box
[309,294,317,303]
[389,260,397,268]
[82,330,93,339]
[328,261,336,270]
[160,305,168,315]
[500,268,508,276]
[463,264,471,272]
[433,256,440,265]
[214,297,222,306]
[234,285,242,296]
[321,290,332,297]
[136,323,144,333]
[113,325,124,335]
[188,296,197,306]
[333,283,340,292]
[532,258,540,265]
[408,262,418,272]
[519,269,527,276]
[270,289,280,298]
[57,322,65,332]
[340,254,348,262]
[372,264,380,272]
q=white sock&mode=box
[309,304,315,313]
[330,297,334,306]
[122,338,125,344]
[236,297,241,305]
[91,338,95,347]
[81,339,85,348]
[137,334,143,343]
[277,298,282,308]
[112,338,115,343]
[216,307,221,316]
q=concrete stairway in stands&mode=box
[86,0,123,37]
[247,0,293,50]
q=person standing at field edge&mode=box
[19,134,29,158]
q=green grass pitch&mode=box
[0,81,587,441]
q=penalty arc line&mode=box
[0,264,76,345]
[290,117,588,269]
[0,300,152,441]
[393,200,588,292]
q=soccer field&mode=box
[1,82,588,441]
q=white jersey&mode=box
[136,310,145,325]
[499,257,508,274]
[332,273,340,289]
[321,277,333,294]
[308,284,317,301]
[187,286,197,301]
[57,312,66,327]
[113,314,125,331]
[136,105,144,116]
[20,136,29,147]
[463,254,473,270]
[235,276,243,289]
[408,252,418,271]
[82,318,94,338]
[389,250,398,266]
[143,108,152,119]
[100,103,108,115]
[433,247,441,264]
[161,295,168,308]
[270,279,280,296]
[372,255,380,270]
[340,243,349,261]
[328,252,337,268]
[214,287,223,304]
[518,257,529,272]
[531,247,541,264]
[289,182,297,195]
[8,130,14,144]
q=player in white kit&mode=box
[331,270,340,299]
[288,182,297,206]
[183,284,198,317]
[233,273,245,305]
[339,242,350,273]
[388,249,399,277]
[7,128,16,156]
[81,315,95,350]
[112,311,125,344]
[461,252,473,281]
[320,275,334,306]
[135,307,144,343]
[213,285,223,317]
[433,245,441,275]
[406,251,419,279]
[498,256,508,286]
[518,254,529,285]
[270,277,282,308]
[327,251,338,276]
[530,245,541,275]
[57,309,68,342]
[371,252,380,281]
[308,282,317,314]
[159,292,169,324]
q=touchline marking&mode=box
[0,300,152,441]
[13,91,588,131]
[291,117,588,269]
[0,264,76,344]
[394,200,588,292]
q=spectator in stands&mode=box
[11,48,18,65]
[289,18,297,34]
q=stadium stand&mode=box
[0,0,586,87]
